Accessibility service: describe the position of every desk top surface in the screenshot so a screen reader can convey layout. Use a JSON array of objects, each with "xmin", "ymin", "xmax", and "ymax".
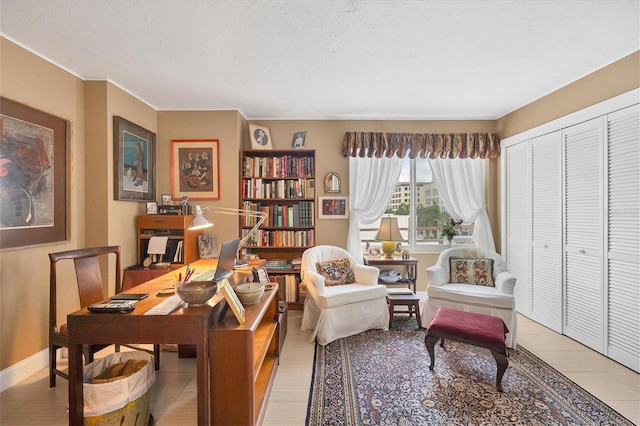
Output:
[{"xmin": 68, "ymin": 259, "xmax": 263, "ymax": 320}]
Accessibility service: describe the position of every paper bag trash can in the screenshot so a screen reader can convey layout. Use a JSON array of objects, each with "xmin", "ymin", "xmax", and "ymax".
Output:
[{"xmin": 83, "ymin": 351, "xmax": 155, "ymax": 426}]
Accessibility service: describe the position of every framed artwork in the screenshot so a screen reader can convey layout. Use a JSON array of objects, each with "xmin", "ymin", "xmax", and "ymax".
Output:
[
  {"xmin": 249, "ymin": 124, "xmax": 272, "ymax": 150},
  {"xmin": 170, "ymin": 139, "xmax": 220, "ymax": 200},
  {"xmin": 252, "ymin": 267, "xmax": 270, "ymax": 285},
  {"xmin": 146, "ymin": 201, "xmax": 158, "ymax": 214},
  {"xmin": 318, "ymin": 196, "xmax": 349, "ymax": 219},
  {"xmin": 291, "ymin": 131, "xmax": 306, "ymax": 149},
  {"xmin": 0, "ymin": 97, "xmax": 68, "ymax": 250},
  {"xmin": 220, "ymin": 278, "xmax": 246, "ymax": 324},
  {"xmin": 113, "ymin": 116, "xmax": 156, "ymax": 201},
  {"xmin": 161, "ymin": 194, "xmax": 172, "ymax": 205}
]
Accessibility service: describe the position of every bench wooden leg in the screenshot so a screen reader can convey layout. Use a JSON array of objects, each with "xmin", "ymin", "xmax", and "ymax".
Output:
[
  {"xmin": 491, "ymin": 349, "xmax": 509, "ymax": 392},
  {"xmin": 424, "ymin": 334, "xmax": 440, "ymax": 370}
]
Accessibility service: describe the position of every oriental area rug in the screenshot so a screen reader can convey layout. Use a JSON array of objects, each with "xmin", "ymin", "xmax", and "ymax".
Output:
[{"xmin": 306, "ymin": 317, "xmax": 633, "ymax": 426}]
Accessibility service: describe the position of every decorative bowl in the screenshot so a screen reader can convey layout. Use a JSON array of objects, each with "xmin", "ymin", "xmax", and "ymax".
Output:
[
  {"xmin": 176, "ymin": 280, "xmax": 217, "ymax": 307},
  {"xmin": 234, "ymin": 282, "xmax": 265, "ymax": 305}
]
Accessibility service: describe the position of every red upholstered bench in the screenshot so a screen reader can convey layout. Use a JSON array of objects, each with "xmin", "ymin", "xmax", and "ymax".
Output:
[{"xmin": 424, "ymin": 307, "xmax": 510, "ymax": 392}]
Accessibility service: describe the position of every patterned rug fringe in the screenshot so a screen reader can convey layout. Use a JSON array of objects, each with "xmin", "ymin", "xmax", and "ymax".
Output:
[{"xmin": 306, "ymin": 317, "xmax": 634, "ymax": 426}]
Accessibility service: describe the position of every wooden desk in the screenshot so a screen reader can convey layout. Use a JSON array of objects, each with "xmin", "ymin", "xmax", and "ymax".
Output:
[{"xmin": 67, "ymin": 259, "xmax": 257, "ymax": 426}]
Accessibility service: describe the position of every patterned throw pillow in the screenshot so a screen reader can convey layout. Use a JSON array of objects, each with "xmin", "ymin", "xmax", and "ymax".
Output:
[
  {"xmin": 449, "ymin": 258, "xmax": 495, "ymax": 287},
  {"xmin": 316, "ymin": 258, "xmax": 355, "ymax": 286}
]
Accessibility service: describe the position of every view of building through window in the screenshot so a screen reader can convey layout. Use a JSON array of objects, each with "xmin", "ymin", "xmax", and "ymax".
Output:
[{"xmin": 360, "ymin": 157, "xmax": 474, "ymax": 247}]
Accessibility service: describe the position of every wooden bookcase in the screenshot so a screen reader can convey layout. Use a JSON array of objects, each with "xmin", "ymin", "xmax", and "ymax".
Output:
[
  {"xmin": 136, "ymin": 215, "xmax": 202, "ymax": 268},
  {"xmin": 239, "ymin": 149, "xmax": 315, "ymax": 309},
  {"xmin": 210, "ymin": 284, "xmax": 280, "ymax": 425}
]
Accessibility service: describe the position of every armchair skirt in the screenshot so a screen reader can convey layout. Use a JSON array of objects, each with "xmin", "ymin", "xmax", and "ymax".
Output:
[{"xmin": 302, "ymin": 283, "xmax": 389, "ymax": 346}]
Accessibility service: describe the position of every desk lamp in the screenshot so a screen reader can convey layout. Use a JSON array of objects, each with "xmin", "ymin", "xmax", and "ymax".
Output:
[
  {"xmin": 374, "ymin": 217, "xmax": 404, "ymax": 258},
  {"xmin": 188, "ymin": 205, "xmax": 267, "ymax": 267}
]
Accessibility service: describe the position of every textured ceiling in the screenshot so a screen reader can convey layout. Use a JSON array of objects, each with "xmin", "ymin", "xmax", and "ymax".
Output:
[{"xmin": 1, "ymin": 0, "xmax": 638, "ymax": 120}]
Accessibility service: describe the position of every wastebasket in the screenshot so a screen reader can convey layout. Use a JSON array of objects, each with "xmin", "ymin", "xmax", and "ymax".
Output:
[{"xmin": 83, "ymin": 351, "xmax": 155, "ymax": 426}]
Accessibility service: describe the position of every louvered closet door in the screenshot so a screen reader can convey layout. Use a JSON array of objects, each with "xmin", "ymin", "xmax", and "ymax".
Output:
[
  {"xmin": 505, "ymin": 141, "xmax": 531, "ymax": 316},
  {"xmin": 530, "ymin": 131, "xmax": 563, "ymax": 332},
  {"xmin": 606, "ymin": 104, "xmax": 640, "ymax": 372},
  {"xmin": 564, "ymin": 118, "xmax": 604, "ymax": 352}
]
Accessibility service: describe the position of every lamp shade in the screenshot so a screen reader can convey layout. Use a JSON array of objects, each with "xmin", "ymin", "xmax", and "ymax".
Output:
[
  {"xmin": 374, "ymin": 217, "xmax": 404, "ymax": 242},
  {"xmin": 188, "ymin": 205, "xmax": 214, "ymax": 230},
  {"xmin": 374, "ymin": 217, "xmax": 404, "ymax": 258}
]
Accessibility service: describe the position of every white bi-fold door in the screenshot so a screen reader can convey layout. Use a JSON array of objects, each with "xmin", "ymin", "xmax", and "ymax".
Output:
[
  {"xmin": 605, "ymin": 104, "xmax": 639, "ymax": 372},
  {"xmin": 564, "ymin": 117, "xmax": 605, "ymax": 352},
  {"xmin": 530, "ymin": 131, "xmax": 563, "ymax": 333}
]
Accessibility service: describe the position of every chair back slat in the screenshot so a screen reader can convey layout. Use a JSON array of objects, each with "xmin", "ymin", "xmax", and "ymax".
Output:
[{"xmin": 74, "ymin": 256, "xmax": 106, "ymax": 307}]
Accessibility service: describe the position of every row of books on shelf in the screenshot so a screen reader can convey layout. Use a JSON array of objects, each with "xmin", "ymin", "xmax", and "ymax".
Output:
[
  {"xmin": 242, "ymin": 201, "xmax": 314, "ymax": 227},
  {"xmin": 241, "ymin": 178, "xmax": 315, "ymax": 200},
  {"xmin": 270, "ymin": 274, "xmax": 304, "ymax": 303},
  {"xmin": 242, "ymin": 229, "xmax": 315, "ymax": 247},
  {"xmin": 242, "ymin": 155, "xmax": 314, "ymax": 179},
  {"xmin": 264, "ymin": 258, "xmax": 302, "ymax": 270}
]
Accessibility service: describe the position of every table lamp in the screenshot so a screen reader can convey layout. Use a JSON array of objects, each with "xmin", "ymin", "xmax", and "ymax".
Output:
[
  {"xmin": 374, "ymin": 217, "xmax": 404, "ymax": 258},
  {"xmin": 189, "ymin": 205, "xmax": 267, "ymax": 267}
]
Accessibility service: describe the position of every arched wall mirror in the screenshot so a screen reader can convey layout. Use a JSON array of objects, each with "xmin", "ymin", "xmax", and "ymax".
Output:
[{"xmin": 324, "ymin": 172, "xmax": 341, "ymax": 193}]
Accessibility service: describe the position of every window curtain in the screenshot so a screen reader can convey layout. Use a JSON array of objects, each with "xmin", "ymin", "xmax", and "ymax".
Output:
[
  {"xmin": 428, "ymin": 157, "xmax": 496, "ymax": 251},
  {"xmin": 342, "ymin": 132, "xmax": 500, "ymax": 159},
  {"xmin": 347, "ymin": 155, "xmax": 404, "ymax": 261}
]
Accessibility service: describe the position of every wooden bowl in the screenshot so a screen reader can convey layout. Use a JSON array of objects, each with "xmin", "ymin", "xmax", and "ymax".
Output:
[{"xmin": 176, "ymin": 281, "xmax": 217, "ymax": 307}]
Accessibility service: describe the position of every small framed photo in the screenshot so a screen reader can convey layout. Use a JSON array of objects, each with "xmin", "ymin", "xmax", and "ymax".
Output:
[
  {"xmin": 252, "ymin": 267, "xmax": 270, "ymax": 285},
  {"xmin": 318, "ymin": 196, "xmax": 349, "ymax": 219},
  {"xmin": 161, "ymin": 194, "xmax": 172, "ymax": 205},
  {"xmin": 291, "ymin": 131, "xmax": 306, "ymax": 149},
  {"xmin": 249, "ymin": 124, "xmax": 272, "ymax": 150},
  {"xmin": 146, "ymin": 201, "xmax": 158, "ymax": 215},
  {"xmin": 220, "ymin": 278, "xmax": 245, "ymax": 324}
]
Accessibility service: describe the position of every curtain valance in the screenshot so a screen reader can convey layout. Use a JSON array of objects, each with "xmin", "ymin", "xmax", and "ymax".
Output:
[{"xmin": 341, "ymin": 132, "xmax": 500, "ymax": 159}]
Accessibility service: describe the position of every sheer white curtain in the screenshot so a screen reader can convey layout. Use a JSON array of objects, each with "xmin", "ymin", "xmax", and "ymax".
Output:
[
  {"xmin": 347, "ymin": 156, "xmax": 404, "ymax": 261},
  {"xmin": 429, "ymin": 157, "xmax": 496, "ymax": 251}
]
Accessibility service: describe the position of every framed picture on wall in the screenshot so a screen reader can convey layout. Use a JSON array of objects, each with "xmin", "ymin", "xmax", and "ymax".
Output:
[
  {"xmin": 318, "ymin": 196, "xmax": 349, "ymax": 219},
  {"xmin": 170, "ymin": 139, "xmax": 220, "ymax": 200},
  {"xmin": 0, "ymin": 97, "xmax": 68, "ymax": 249},
  {"xmin": 113, "ymin": 116, "xmax": 156, "ymax": 201},
  {"xmin": 249, "ymin": 124, "xmax": 272, "ymax": 150},
  {"xmin": 291, "ymin": 131, "xmax": 306, "ymax": 149}
]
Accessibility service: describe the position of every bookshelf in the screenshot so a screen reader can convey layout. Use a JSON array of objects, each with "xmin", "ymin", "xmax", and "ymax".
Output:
[
  {"xmin": 240, "ymin": 149, "xmax": 315, "ymax": 309},
  {"xmin": 136, "ymin": 215, "xmax": 202, "ymax": 268}
]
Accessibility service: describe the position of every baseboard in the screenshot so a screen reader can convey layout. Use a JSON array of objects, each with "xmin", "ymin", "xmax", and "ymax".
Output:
[{"xmin": 0, "ymin": 348, "xmax": 49, "ymax": 392}]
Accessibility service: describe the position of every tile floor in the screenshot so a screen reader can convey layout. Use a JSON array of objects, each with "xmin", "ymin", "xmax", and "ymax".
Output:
[{"xmin": 1, "ymin": 302, "xmax": 638, "ymax": 425}]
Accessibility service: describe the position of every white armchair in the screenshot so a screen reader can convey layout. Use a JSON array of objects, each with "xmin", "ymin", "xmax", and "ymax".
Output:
[
  {"xmin": 422, "ymin": 247, "xmax": 518, "ymax": 348},
  {"xmin": 301, "ymin": 245, "xmax": 389, "ymax": 345}
]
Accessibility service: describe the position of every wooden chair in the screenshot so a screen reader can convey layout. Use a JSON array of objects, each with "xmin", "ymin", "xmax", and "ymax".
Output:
[{"xmin": 48, "ymin": 246, "xmax": 159, "ymax": 388}]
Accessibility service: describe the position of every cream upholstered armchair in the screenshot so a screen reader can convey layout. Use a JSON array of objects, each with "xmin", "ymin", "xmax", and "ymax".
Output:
[
  {"xmin": 422, "ymin": 247, "xmax": 518, "ymax": 348},
  {"xmin": 301, "ymin": 245, "xmax": 389, "ymax": 345}
]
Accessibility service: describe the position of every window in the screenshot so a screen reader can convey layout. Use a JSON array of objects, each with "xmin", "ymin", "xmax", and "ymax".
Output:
[{"xmin": 360, "ymin": 157, "xmax": 474, "ymax": 248}]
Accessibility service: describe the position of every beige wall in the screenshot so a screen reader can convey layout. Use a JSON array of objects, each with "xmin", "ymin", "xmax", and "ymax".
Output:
[
  {"xmin": 1, "ymin": 35, "xmax": 637, "ymax": 372},
  {"xmin": 0, "ymin": 40, "xmax": 157, "ymax": 369},
  {"xmin": 157, "ymin": 110, "xmax": 245, "ymax": 246},
  {"xmin": 497, "ymin": 51, "xmax": 640, "ymax": 138},
  {"xmin": 1, "ymin": 38, "xmax": 86, "ymax": 368}
]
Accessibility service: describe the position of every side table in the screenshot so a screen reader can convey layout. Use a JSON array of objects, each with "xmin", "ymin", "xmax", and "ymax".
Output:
[
  {"xmin": 387, "ymin": 293, "xmax": 422, "ymax": 328},
  {"xmin": 364, "ymin": 255, "xmax": 418, "ymax": 293}
]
